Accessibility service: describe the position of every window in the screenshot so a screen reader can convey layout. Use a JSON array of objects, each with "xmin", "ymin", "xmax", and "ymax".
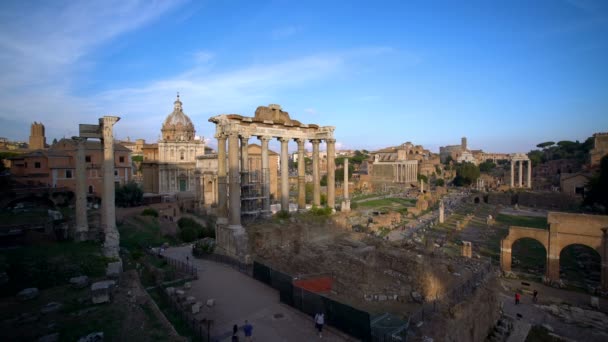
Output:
[
  {"xmin": 119, "ymin": 156, "xmax": 125, "ymax": 163},
  {"xmin": 35, "ymin": 162, "xmax": 41, "ymax": 168},
  {"xmin": 88, "ymin": 185, "xmax": 93, "ymax": 194},
  {"xmin": 85, "ymin": 155, "xmax": 91, "ymax": 163},
  {"xmin": 114, "ymin": 170, "xmax": 118, "ymax": 176},
  {"xmin": 66, "ymin": 170, "xmax": 72, "ymax": 178},
  {"xmin": 180, "ymin": 150, "xmax": 185, "ymax": 160}
]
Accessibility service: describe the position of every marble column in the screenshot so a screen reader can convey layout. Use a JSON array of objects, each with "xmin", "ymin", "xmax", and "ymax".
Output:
[
  {"xmin": 240, "ymin": 135, "xmax": 249, "ymax": 185},
  {"xmin": 439, "ymin": 200, "xmax": 445, "ymax": 223},
  {"xmin": 296, "ymin": 138, "xmax": 306, "ymax": 210},
  {"xmin": 279, "ymin": 137, "xmax": 290, "ymax": 212},
  {"xmin": 217, "ymin": 135, "xmax": 228, "ymax": 222},
  {"xmin": 510, "ymin": 161, "xmax": 515, "ymax": 188},
  {"xmin": 326, "ymin": 139, "xmax": 336, "ymax": 209},
  {"xmin": 527, "ymin": 160, "xmax": 532, "ymax": 189},
  {"xmin": 228, "ymin": 133, "xmax": 241, "ymax": 227},
  {"xmin": 260, "ymin": 136, "xmax": 271, "ymax": 214},
  {"xmin": 100, "ymin": 116, "xmax": 120, "ymax": 258},
  {"xmin": 341, "ymin": 158, "xmax": 351, "ymax": 212},
  {"xmin": 601, "ymin": 228, "xmax": 608, "ymax": 291},
  {"xmin": 518, "ymin": 160, "xmax": 523, "ymax": 187},
  {"xmin": 73, "ymin": 136, "xmax": 88, "ymax": 241},
  {"xmin": 311, "ymin": 139, "xmax": 321, "ymax": 206}
]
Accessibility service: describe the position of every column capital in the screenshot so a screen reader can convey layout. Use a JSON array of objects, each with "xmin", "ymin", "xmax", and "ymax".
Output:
[
  {"xmin": 310, "ymin": 139, "xmax": 321, "ymax": 145},
  {"xmin": 215, "ymin": 133, "xmax": 227, "ymax": 140},
  {"xmin": 239, "ymin": 134, "xmax": 251, "ymax": 141},
  {"xmin": 326, "ymin": 138, "xmax": 336, "ymax": 144},
  {"xmin": 258, "ymin": 135, "xmax": 272, "ymax": 143},
  {"xmin": 294, "ymin": 138, "xmax": 306, "ymax": 145},
  {"xmin": 278, "ymin": 137, "xmax": 290, "ymax": 143}
]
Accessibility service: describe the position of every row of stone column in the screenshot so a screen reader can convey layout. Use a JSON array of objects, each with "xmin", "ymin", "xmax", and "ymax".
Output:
[
  {"xmin": 395, "ymin": 163, "xmax": 416, "ymax": 183},
  {"xmin": 216, "ymin": 133, "xmax": 335, "ymax": 228},
  {"xmin": 510, "ymin": 160, "xmax": 532, "ymax": 188}
]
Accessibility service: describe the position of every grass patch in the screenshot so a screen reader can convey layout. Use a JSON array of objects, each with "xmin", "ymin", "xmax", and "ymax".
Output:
[
  {"xmin": 148, "ymin": 288, "xmax": 199, "ymax": 340},
  {"xmin": 525, "ymin": 325, "xmax": 566, "ymax": 342},
  {"xmin": 357, "ymin": 198, "xmax": 414, "ymax": 211},
  {"xmin": 496, "ymin": 214, "xmax": 548, "ymax": 229},
  {"xmin": 118, "ymin": 216, "xmax": 175, "ymax": 251},
  {"xmin": 0, "ymin": 241, "xmax": 107, "ymax": 297}
]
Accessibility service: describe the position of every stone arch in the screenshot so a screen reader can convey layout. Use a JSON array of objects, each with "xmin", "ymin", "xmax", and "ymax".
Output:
[
  {"xmin": 500, "ymin": 226, "xmax": 549, "ymax": 275},
  {"xmin": 559, "ymin": 243, "xmax": 602, "ymax": 288},
  {"xmin": 511, "ymin": 237, "xmax": 548, "ymax": 275}
]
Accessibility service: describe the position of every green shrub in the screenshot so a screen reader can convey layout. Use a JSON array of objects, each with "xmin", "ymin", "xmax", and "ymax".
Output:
[
  {"xmin": 310, "ymin": 206, "xmax": 332, "ymax": 216},
  {"xmin": 179, "ymin": 225, "xmax": 199, "ymax": 242},
  {"xmin": 276, "ymin": 210, "xmax": 290, "ymax": 219},
  {"xmin": 142, "ymin": 208, "xmax": 159, "ymax": 217},
  {"xmin": 350, "ymin": 201, "xmax": 359, "ymax": 210}
]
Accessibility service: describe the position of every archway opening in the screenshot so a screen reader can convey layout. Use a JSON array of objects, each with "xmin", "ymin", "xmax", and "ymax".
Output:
[
  {"xmin": 559, "ymin": 244, "xmax": 601, "ymax": 290},
  {"xmin": 474, "ymin": 197, "xmax": 480, "ymax": 204},
  {"xmin": 511, "ymin": 238, "xmax": 547, "ymax": 277}
]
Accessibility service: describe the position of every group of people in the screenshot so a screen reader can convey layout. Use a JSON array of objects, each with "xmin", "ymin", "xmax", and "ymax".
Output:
[
  {"xmin": 230, "ymin": 313, "xmax": 325, "ymax": 341},
  {"xmin": 515, "ymin": 289, "xmax": 539, "ymax": 305}
]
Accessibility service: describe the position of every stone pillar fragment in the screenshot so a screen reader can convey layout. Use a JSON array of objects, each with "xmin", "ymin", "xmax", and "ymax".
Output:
[
  {"xmin": 228, "ymin": 133, "xmax": 241, "ymax": 227},
  {"xmin": 510, "ymin": 161, "xmax": 515, "ymax": 188},
  {"xmin": 326, "ymin": 139, "xmax": 336, "ymax": 209},
  {"xmin": 311, "ymin": 139, "xmax": 321, "ymax": 206},
  {"xmin": 217, "ymin": 135, "xmax": 228, "ymax": 223},
  {"xmin": 260, "ymin": 136, "xmax": 271, "ymax": 215},
  {"xmin": 341, "ymin": 158, "xmax": 350, "ymax": 212},
  {"xmin": 279, "ymin": 137, "xmax": 290, "ymax": 212},
  {"xmin": 100, "ymin": 116, "xmax": 120, "ymax": 258},
  {"xmin": 518, "ymin": 161, "xmax": 523, "ymax": 187},
  {"xmin": 527, "ymin": 160, "xmax": 532, "ymax": 189},
  {"xmin": 296, "ymin": 138, "xmax": 306, "ymax": 210},
  {"xmin": 439, "ymin": 200, "xmax": 445, "ymax": 224},
  {"xmin": 73, "ymin": 136, "xmax": 88, "ymax": 241}
]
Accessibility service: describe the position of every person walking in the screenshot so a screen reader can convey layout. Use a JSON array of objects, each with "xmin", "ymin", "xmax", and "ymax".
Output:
[
  {"xmin": 243, "ymin": 320, "xmax": 253, "ymax": 341},
  {"xmin": 533, "ymin": 290, "xmax": 538, "ymax": 303},
  {"xmin": 314, "ymin": 312, "xmax": 325, "ymax": 338},
  {"xmin": 515, "ymin": 292, "xmax": 521, "ymax": 305},
  {"xmin": 231, "ymin": 324, "xmax": 239, "ymax": 342}
]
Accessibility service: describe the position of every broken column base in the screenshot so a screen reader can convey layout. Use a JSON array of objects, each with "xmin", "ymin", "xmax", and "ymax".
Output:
[
  {"xmin": 75, "ymin": 229, "xmax": 89, "ymax": 242},
  {"xmin": 341, "ymin": 199, "xmax": 351, "ymax": 212},
  {"xmin": 216, "ymin": 223, "xmax": 249, "ymax": 262}
]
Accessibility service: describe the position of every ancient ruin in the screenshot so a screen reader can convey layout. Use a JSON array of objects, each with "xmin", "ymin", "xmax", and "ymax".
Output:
[
  {"xmin": 501, "ymin": 212, "xmax": 608, "ymax": 290},
  {"xmin": 510, "ymin": 153, "xmax": 532, "ymax": 188},
  {"xmin": 208, "ymin": 104, "xmax": 336, "ymax": 259}
]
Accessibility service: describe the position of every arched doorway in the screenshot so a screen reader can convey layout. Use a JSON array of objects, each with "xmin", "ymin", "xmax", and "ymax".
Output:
[
  {"xmin": 511, "ymin": 238, "xmax": 547, "ymax": 277},
  {"xmin": 88, "ymin": 185, "xmax": 94, "ymax": 194},
  {"xmin": 559, "ymin": 244, "xmax": 601, "ymax": 289}
]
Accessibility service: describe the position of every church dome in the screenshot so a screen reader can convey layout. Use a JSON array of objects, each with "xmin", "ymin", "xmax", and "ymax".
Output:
[{"xmin": 161, "ymin": 94, "xmax": 195, "ymax": 141}]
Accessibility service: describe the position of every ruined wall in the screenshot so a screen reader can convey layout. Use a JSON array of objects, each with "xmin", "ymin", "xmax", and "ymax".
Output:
[
  {"xmin": 518, "ymin": 192, "xmax": 578, "ymax": 210},
  {"xmin": 422, "ymin": 277, "xmax": 500, "ymax": 342},
  {"xmin": 487, "ymin": 192, "xmax": 512, "ymax": 205}
]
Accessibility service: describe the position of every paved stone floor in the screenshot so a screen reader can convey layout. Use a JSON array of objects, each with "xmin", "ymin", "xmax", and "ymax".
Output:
[{"xmin": 164, "ymin": 246, "xmax": 352, "ymax": 342}]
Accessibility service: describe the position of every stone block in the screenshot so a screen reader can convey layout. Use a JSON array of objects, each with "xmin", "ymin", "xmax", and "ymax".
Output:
[
  {"xmin": 18, "ymin": 288, "xmax": 39, "ymax": 301},
  {"xmin": 176, "ymin": 290, "xmax": 185, "ymax": 298},
  {"xmin": 184, "ymin": 282, "xmax": 191, "ymax": 290},
  {"xmin": 590, "ymin": 297, "xmax": 599, "ymax": 309},
  {"xmin": 41, "ymin": 302, "xmax": 63, "ymax": 314},
  {"xmin": 411, "ymin": 291, "xmax": 423, "ymax": 303},
  {"xmin": 70, "ymin": 276, "xmax": 89, "ymax": 289},
  {"xmin": 206, "ymin": 298, "xmax": 215, "ymax": 307},
  {"xmin": 106, "ymin": 260, "xmax": 123, "ymax": 278},
  {"xmin": 185, "ymin": 296, "xmax": 196, "ymax": 304},
  {"xmin": 91, "ymin": 281, "xmax": 115, "ymax": 304},
  {"xmin": 77, "ymin": 332, "xmax": 104, "ymax": 342},
  {"xmin": 191, "ymin": 302, "xmax": 201, "ymax": 314},
  {"xmin": 165, "ymin": 287, "xmax": 175, "ymax": 296}
]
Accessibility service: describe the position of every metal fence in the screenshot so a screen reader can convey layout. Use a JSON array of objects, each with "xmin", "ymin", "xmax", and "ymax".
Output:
[
  {"xmin": 253, "ymin": 261, "xmax": 373, "ymax": 341},
  {"xmin": 156, "ymin": 286, "xmax": 212, "ymax": 342},
  {"xmin": 163, "ymin": 255, "xmax": 198, "ymax": 279}
]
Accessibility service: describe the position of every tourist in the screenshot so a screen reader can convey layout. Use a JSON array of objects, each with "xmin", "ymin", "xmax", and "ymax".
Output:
[
  {"xmin": 515, "ymin": 292, "xmax": 521, "ymax": 305},
  {"xmin": 314, "ymin": 312, "xmax": 325, "ymax": 338},
  {"xmin": 233, "ymin": 324, "xmax": 239, "ymax": 336},
  {"xmin": 243, "ymin": 320, "xmax": 253, "ymax": 341},
  {"xmin": 533, "ymin": 290, "xmax": 538, "ymax": 303}
]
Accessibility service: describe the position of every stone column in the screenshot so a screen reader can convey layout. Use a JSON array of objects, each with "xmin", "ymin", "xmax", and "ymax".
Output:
[
  {"xmin": 279, "ymin": 137, "xmax": 290, "ymax": 212},
  {"xmin": 296, "ymin": 138, "xmax": 306, "ymax": 210},
  {"xmin": 601, "ymin": 228, "xmax": 608, "ymax": 291},
  {"xmin": 260, "ymin": 136, "xmax": 271, "ymax": 214},
  {"xmin": 500, "ymin": 239, "xmax": 512, "ymax": 274},
  {"xmin": 100, "ymin": 116, "xmax": 120, "ymax": 258},
  {"xmin": 518, "ymin": 160, "xmax": 523, "ymax": 188},
  {"xmin": 510, "ymin": 161, "xmax": 515, "ymax": 188},
  {"xmin": 311, "ymin": 139, "xmax": 321, "ymax": 206},
  {"xmin": 228, "ymin": 133, "xmax": 241, "ymax": 227},
  {"xmin": 240, "ymin": 135, "xmax": 249, "ymax": 184},
  {"xmin": 341, "ymin": 158, "xmax": 350, "ymax": 212},
  {"xmin": 527, "ymin": 160, "xmax": 532, "ymax": 189},
  {"xmin": 439, "ymin": 200, "xmax": 445, "ymax": 223},
  {"xmin": 217, "ymin": 135, "xmax": 228, "ymax": 223},
  {"xmin": 326, "ymin": 139, "xmax": 336, "ymax": 209},
  {"xmin": 73, "ymin": 136, "xmax": 88, "ymax": 241}
]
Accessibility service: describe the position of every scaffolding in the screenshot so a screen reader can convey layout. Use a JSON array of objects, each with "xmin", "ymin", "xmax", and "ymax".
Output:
[{"xmin": 240, "ymin": 168, "xmax": 269, "ymax": 222}]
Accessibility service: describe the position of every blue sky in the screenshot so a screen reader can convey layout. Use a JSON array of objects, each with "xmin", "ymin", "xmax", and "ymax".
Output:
[{"xmin": 0, "ymin": 0, "xmax": 606, "ymax": 153}]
